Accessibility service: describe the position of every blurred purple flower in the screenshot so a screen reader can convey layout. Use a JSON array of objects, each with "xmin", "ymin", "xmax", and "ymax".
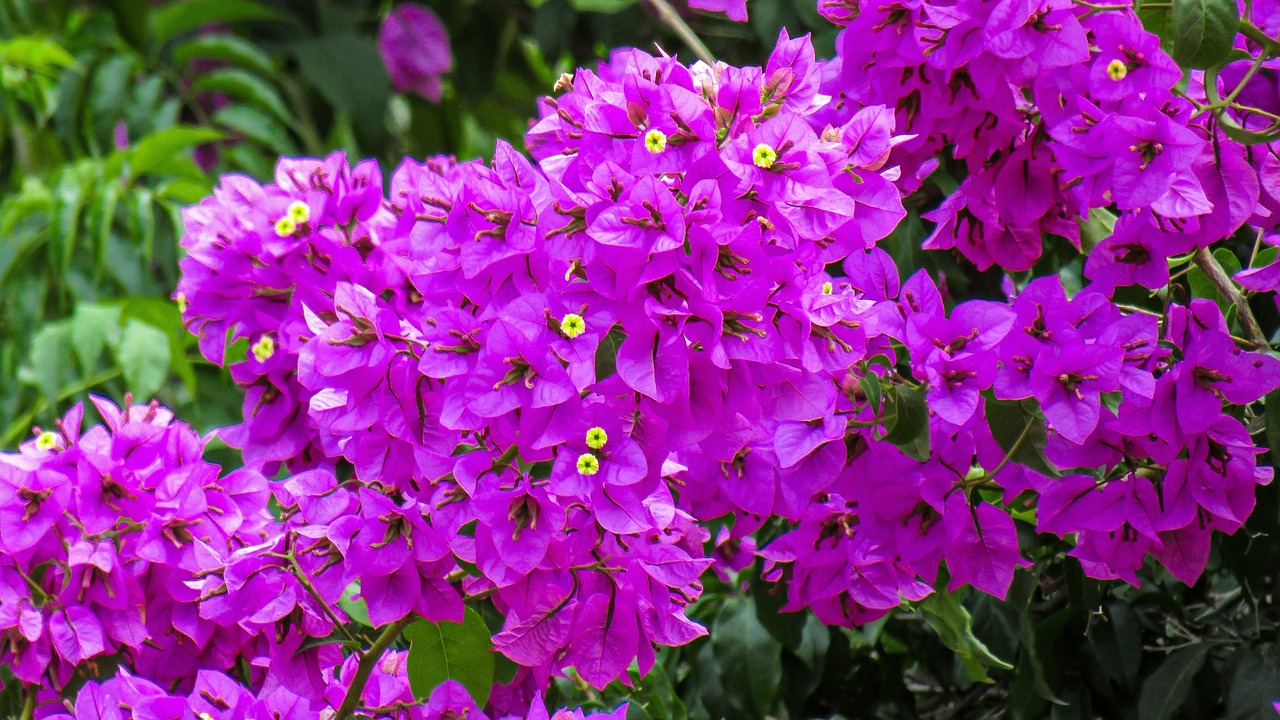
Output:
[{"xmin": 378, "ymin": 3, "xmax": 452, "ymax": 103}]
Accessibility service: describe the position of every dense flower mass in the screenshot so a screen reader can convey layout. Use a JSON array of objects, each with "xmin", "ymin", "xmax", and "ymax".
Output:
[{"xmin": 9, "ymin": 0, "xmax": 1280, "ymax": 717}]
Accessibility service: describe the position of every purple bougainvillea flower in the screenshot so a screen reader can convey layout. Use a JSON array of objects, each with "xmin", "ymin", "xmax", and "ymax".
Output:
[
  {"xmin": 688, "ymin": 0, "xmax": 748, "ymax": 21},
  {"xmin": 378, "ymin": 3, "xmax": 452, "ymax": 102}
]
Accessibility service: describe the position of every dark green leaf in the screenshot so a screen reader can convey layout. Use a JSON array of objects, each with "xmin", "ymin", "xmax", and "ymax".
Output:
[
  {"xmin": 857, "ymin": 369, "xmax": 883, "ymax": 415},
  {"xmin": 405, "ymin": 607, "xmax": 495, "ymax": 707},
  {"xmin": 192, "ymin": 68, "xmax": 291, "ymax": 124},
  {"xmin": 291, "ymin": 33, "xmax": 390, "ymax": 150},
  {"xmin": 213, "ymin": 105, "xmax": 297, "ymax": 156},
  {"xmin": 1266, "ymin": 390, "xmax": 1280, "ymax": 469},
  {"xmin": 920, "ymin": 590, "xmax": 1013, "ymax": 683},
  {"xmin": 883, "ymin": 384, "xmax": 929, "ymax": 460},
  {"xmin": 1138, "ymin": 644, "xmax": 1210, "ymax": 720},
  {"xmin": 151, "ymin": 0, "xmax": 282, "ymax": 44},
  {"xmin": 570, "ymin": 0, "xmax": 639, "ymax": 12},
  {"xmin": 985, "ymin": 397, "xmax": 1058, "ymax": 477},
  {"xmin": 172, "ymin": 34, "xmax": 275, "ymax": 76},
  {"xmin": 1170, "ymin": 0, "xmax": 1239, "ymax": 69},
  {"xmin": 710, "ymin": 596, "xmax": 782, "ymax": 717}
]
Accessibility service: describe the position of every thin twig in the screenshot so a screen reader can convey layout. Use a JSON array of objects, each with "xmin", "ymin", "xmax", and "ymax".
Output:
[{"xmin": 644, "ymin": 0, "xmax": 716, "ymax": 66}]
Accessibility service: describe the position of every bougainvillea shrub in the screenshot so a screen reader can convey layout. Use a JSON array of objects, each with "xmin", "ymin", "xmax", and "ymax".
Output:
[{"xmin": 5, "ymin": 0, "xmax": 1280, "ymax": 718}]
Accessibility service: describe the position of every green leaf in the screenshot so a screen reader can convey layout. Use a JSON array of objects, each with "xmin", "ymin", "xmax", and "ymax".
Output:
[
  {"xmin": 192, "ymin": 68, "xmax": 291, "ymax": 124},
  {"xmin": 883, "ymin": 384, "xmax": 930, "ymax": 460},
  {"xmin": 857, "ymin": 369, "xmax": 883, "ymax": 415},
  {"xmin": 920, "ymin": 590, "xmax": 1013, "ymax": 683},
  {"xmin": 1137, "ymin": 644, "xmax": 1210, "ymax": 720},
  {"xmin": 405, "ymin": 607, "xmax": 495, "ymax": 707},
  {"xmin": 72, "ymin": 304, "xmax": 123, "ymax": 372},
  {"xmin": 570, "ymin": 0, "xmax": 639, "ymax": 11},
  {"xmin": 1266, "ymin": 390, "xmax": 1280, "ymax": 470},
  {"xmin": 24, "ymin": 321, "xmax": 74, "ymax": 411},
  {"xmin": 710, "ymin": 596, "xmax": 782, "ymax": 717},
  {"xmin": 213, "ymin": 105, "xmax": 297, "ymax": 156},
  {"xmin": 291, "ymin": 33, "xmax": 389, "ymax": 150},
  {"xmin": 985, "ymin": 397, "xmax": 1058, "ymax": 477},
  {"xmin": 337, "ymin": 582, "xmax": 372, "ymax": 628},
  {"xmin": 117, "ymin": 319, "xmax": 171, "ymax": 400},
  {"xmin": 172, "ymin": 34, "xmax": 275, "ymax": 76},
  {"xmin": 1078, "ymin": 207, "xmax": 1117, "ymax": 253},
  {"xmin": 1170, "ymin": 0, "xmax": 1240, "ymax": 69},
  {"xmin": 87, "ymin": 179, "xmax": 122, "ymax": 273},
  {"xmin": 1188, "ymin": 247, "xmax": 1242, "ymax": 314},
  {"xmin": 0, "ymin": 36, "xmax": 79, "ymax": 72},
  {"xmin": 151, "ymin": 0, "xmax": 282, "ymax": 44},
  {"xmin": 130, "ymin": 126, "xmax": 225, "ymax": 178},
  {"xmin": 50, "ymin": 165, "xmax": 90, "ymax": 275}
]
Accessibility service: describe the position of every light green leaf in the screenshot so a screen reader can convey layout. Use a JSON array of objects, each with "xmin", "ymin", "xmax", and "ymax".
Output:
[
  {"xmin": 570, "ymin": 0, "xmax": 639, "ymax": 12},
  {"xmin": 405, "ymin": 607, "xmax": 496, "ymax": 707},
  {"xmin": 0, "ymin": 36, "xmax": 79, "ymax": 72},
  {"xmin": 338, "ymin": 582, "xmax": 372, "ymax": 628},
  {"xmin": 72, "ymin": 304, "xmax": 123, "ymax": 372},
  {"xmin": 25, "ymin": 321, "xmax": 75, "ymax": 411},
  {"xmin": 130, "ymin": 126, "xmax": 225, "ymax": 178},
  {"xmin": 118, "ymin": 319, "xmax": 171, "ymax": 400}
]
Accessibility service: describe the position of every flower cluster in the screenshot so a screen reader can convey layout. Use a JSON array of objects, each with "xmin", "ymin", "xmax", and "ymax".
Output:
[
  {"xmin": 821, "ymin": 0, "xmax": 1280, "ymax": 280},
  {"xmin": 44, "ymin": 655, "xmax": 625, "ymax": 720},
  {"xmin": 11, "ymin": 0, "xmax": 1280, "ymax": 717},
  {"xmin": 0, "ymin": 397, "xmax": 272, "ymax": 693}
]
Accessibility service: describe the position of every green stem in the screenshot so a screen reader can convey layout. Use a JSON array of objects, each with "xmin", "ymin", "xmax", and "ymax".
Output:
[
  {"xmin": 645, "ymin": 0, "xmax": 716, "ymax": 66},
  {"xmin": 1241, "ymin": 19, "xmax": 1280, "ymax": 54},
  {"xmin": 333, "ymin": 616, "xmax": 415, "ymax": 720},
  {"xmin": 1192, "ymin": 247, "xmax": 1268, "ymax": 347},
  {"xmin": 19, "ymin": 685, "xmax": 35, "ymax": 720}
]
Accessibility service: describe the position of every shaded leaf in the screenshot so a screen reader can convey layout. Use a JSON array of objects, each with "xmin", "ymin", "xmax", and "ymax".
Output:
[{"xmin": 405, "ymin": 607, "xmax": 495, "ymax": 708}]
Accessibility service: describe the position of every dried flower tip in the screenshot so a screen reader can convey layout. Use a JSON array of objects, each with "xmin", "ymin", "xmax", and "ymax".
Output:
[
  {"xmin": 645, "ymin": 129, "xmax": 668, "ymax": 154},
  {"xmin": 586, "ymin": 426, "xmax": 608, "ymax": 449},
  {"xmin": 753, "ymin": 143, "xmax": 778, "ymax": 169},
  {"xmin": 252, "ymin": 335, "xmax": 277, "ymax": 363},
  {"xmin": 576, "ymin": 453, "xmax": 600, "ymax": 475},
  {"xmin": 561, "ymin": 313, "xmax": 586, "ymax": 338}
]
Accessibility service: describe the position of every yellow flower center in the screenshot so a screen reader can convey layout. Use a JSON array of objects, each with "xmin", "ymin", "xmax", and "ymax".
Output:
[
  {"xmin": 645, "ymin": 129, "xmax": 668, "ymax": 154},
  {"xmin": 1107, "ymin": 59, "xmax": 1128, "ymax": 81},
  {"xmin": 252, "ymin": 335, "xmax": 276, "ymax": 363},
  {"xmin": 35, "ymin": 431, "xmax": 58, "ymax": 451},
  {"xmin": 176, "ymin": 292, "xmax": 188, "ymax": 314},
  {"xmin": 287, "ymin": 201, "xmax": 311, "ymax": 224},
  {"xmin": 822, "ymin": 281, "xmax": 833, "ymax": 295},
  {"xmin": 752, "ymin": 143, "xmax": 778, "ymax": 169},
  {"xmin": 576, "ymin": 453, "xmax": 600, "ymax": 475},
  {"xmin": 561, "ymin": 313, "xmax": 586, "ymax": 339},
  {"xmin": 586, "ymin": 427, "xmax": 608, "ymax": 450},
  {"xmin": 274, "ymin": 216, "xmax": 297, "ymax": 237}
]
